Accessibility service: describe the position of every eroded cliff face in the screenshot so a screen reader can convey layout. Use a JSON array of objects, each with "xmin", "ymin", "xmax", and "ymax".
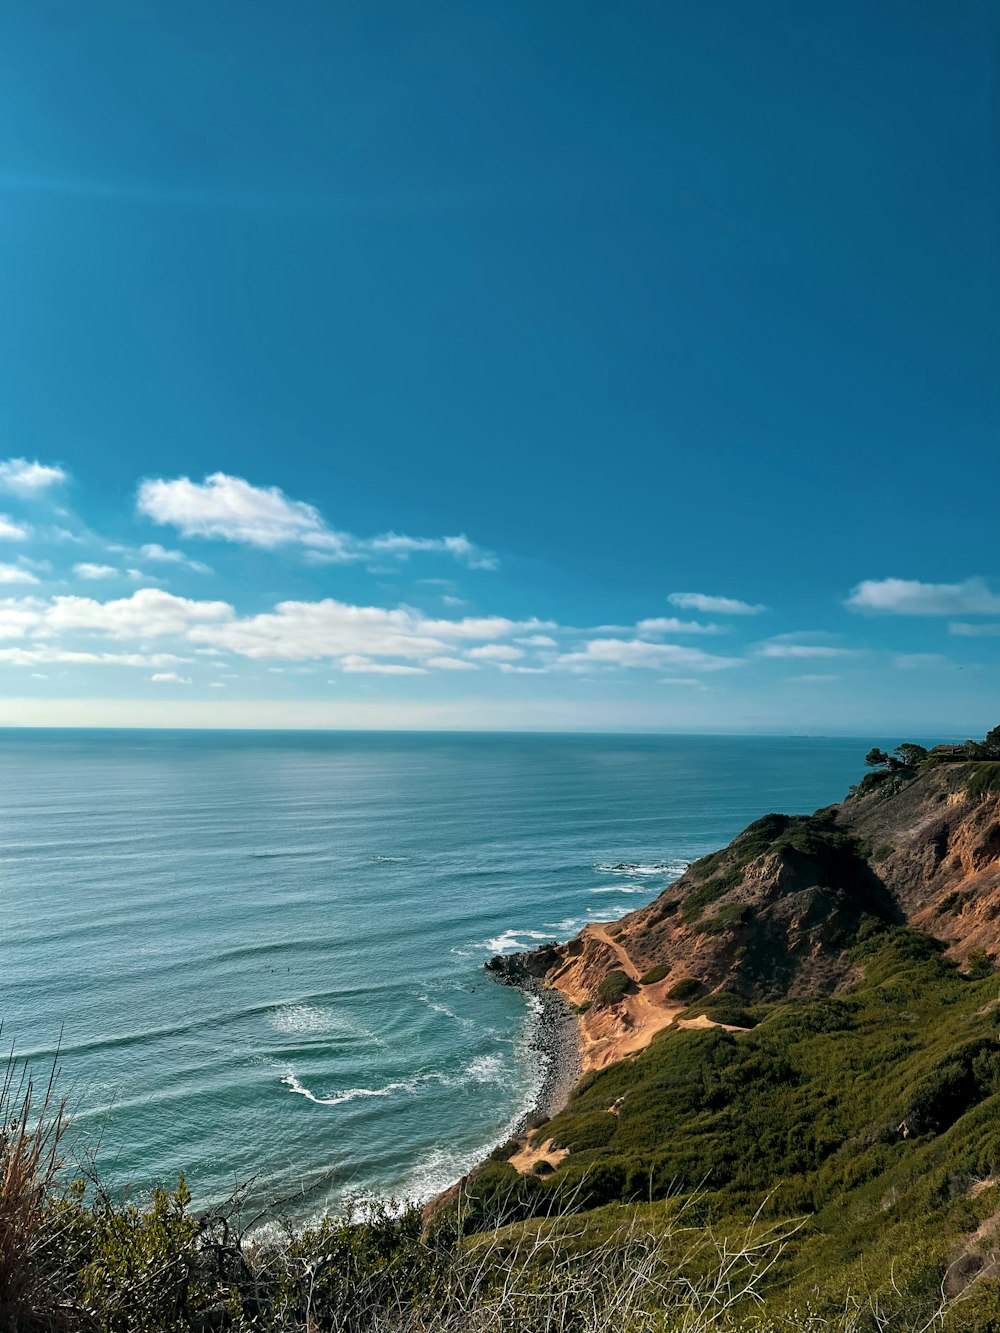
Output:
[
  {"xmin": 500, "ymin": 762, "xmax": 1000, "ymax": 1074},
  {"xmin": 838, "ymin": 764, "xmax": 1000, "ymax": 959}
]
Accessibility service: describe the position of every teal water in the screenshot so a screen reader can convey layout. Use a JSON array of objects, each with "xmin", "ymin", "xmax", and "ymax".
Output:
[{"xmin": 1, "ymin": 730, "xmax": 877, "ymax": 1217}]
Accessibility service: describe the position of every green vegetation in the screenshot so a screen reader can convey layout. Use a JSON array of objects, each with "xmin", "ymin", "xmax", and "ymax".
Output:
[
  {"xmin": 665, "ymin": 976, "xmax": 703, "ymax": 1001},
  {"xmin": 967, "ymin": 762, "xmax": 1000, "ymax": 801},
  {"xmin": 11, "ymin": 730, "xmax": 1000, "ymax": 1330},
  {"xmin": 698, "ymin": 903, "xmax": 752, "ymax": 935},
  {"xmin": 597, "ymin": 970, "xmax": 631, "ymax": 1005},
  {"xmin": 459, "ymin": 930, "xmax": 1000, "ymax": 1326},
  {"xmin": 637, "ymin": 964, "xmax": 671, "ymax": 986}
]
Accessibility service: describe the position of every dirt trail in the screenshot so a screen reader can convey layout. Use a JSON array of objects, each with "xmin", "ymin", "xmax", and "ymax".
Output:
[
  {"xmin": 589, "ymin": 923, "xmax": 642, "ymax": 978},
  {"xmin": 507, "ymin": 922, "xmax": 750, "ymax": 1176}
]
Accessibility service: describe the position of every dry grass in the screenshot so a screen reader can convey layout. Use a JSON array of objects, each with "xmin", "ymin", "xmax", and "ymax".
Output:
[
  {"xmin": 0, "ymin": 1040, "xmax": 68, "ymax": 1330},
  {"xmin": 0, "ymin": 1051, "xmax": 988, "ymax": 1332}
]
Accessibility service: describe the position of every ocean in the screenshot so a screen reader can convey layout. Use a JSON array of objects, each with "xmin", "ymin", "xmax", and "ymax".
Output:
[{"xmin": 1, "ymin": 729, "xmax": 878, "ymax": 1219}]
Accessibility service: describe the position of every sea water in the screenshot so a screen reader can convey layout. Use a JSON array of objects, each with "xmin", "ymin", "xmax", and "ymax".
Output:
[{"xmin": 0, "ymin": 729, "xmax": 878, "ymax": 1218}]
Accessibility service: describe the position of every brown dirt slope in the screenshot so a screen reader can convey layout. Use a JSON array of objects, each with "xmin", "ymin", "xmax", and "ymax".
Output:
[{"xmin": 504, "ymin": 761, "xmax": 1000, "ymax": 1071}]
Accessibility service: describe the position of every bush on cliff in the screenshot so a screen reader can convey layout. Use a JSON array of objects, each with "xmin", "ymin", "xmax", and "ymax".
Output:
[
  {"xmin": 638, "ymin": 964, "xmax": 671, "ymax": 986},
  {"xmin": 666, "ymin": 976, "xmax": 703, "ymax": 1000},
  {"xmin": 597, "ymin": 970, "xmax": 631, "ymax": 1005}
]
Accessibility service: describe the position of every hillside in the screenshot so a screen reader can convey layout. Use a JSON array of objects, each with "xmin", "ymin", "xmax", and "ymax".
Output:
[
  {"xmin": 9, "ymin": 744, "xmax": 1000, "ymax": 1332},
  {"xmin": 469, "ymin": 751, "xmax": 1000, "ymax": 1327}
]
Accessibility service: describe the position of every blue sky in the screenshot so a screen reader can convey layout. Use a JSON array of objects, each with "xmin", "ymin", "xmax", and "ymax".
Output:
[{"xmin": 0, "ymin": 0, "xmax": 996, "ymax": 733}]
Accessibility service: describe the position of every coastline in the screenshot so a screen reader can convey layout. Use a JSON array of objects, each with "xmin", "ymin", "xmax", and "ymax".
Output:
[{"xmin": 485, "ymin": 948, "xmax": 581, "ymax": 1127}]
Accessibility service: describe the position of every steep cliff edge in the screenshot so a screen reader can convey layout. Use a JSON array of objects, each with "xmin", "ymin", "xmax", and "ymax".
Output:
[{"xmin": 493, "ymin": 760, "xmax": 1000, "ymax": 1075}]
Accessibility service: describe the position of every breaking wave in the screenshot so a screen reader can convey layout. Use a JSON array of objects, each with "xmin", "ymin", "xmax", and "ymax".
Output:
[{"xmin": 593, "ymin": 859, "xmax": 688, "ymax": 877}]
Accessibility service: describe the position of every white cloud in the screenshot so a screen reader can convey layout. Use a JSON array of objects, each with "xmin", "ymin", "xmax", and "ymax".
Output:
[
  {"xmin": 0, "ymin": 647, "xmax": 188, "ymax": 667},
  {"xmin": 496, "ymin": 663, "xmax": 549, "ymax": 674},
  {"xmin": 137, "ymin": 471, "xmax": 496, "ymax": 568},
  {"xmin": 516, "ymin": 634, "xmax": 557, "ymax": 647},
  {"xmin": 467, "ymin": 644, "xmax": 525, "ymax": 662},
  {"xmin": 657, "ymin": 677, "xmax": 705, "ymax": 686},
  {"xmin": 0, "ymin": 563, "xmax": 38, "ymax": 585},
  {"xmin": 758, "ymin": 642, "xmax": 858, "ymax": 659},
  {"xmin": 0, "ymin": 458, "xmax": 67, "ymax": 496},
  {"xmin": 73, "ymin": 562, "xmax": 119, "ymax": 580},
  {"xmin": 637, "ymin": 617, "xmax": 727, "ymax": 635},
  {"xmin": 365, "ymin": 533, "xmax": 498, "ymax": 571},
  {"xmin": 0, "ymin": 598, "xmax": 45, "ymax": 639},
  {"xmin": 425, "ymin": 655, "xmax": 479, "ymax": 670},
  {"xmin": 139, "ymin": 543, "xmax": 212, "ymax": 574},
  {"xmin": 893, "ymin": 653, "xmax": 950, "ymax": 670},
  {"xmin": 138, "ymin": 472, "xmax": 346, "ymax": 552},
  {"xmin": 0, "ymin": 514, "xmax": 29, "ymax": 541},
  {"xmin": 846, "ymin": 577, "xmax": 1000, "ymax": 616},
  {"xmin": 150, "ymin": 672, "xmax": 192, "ymax": 684},
  {"xmin": 557, "ymin": 639, "xmax": 740, "ymax": 671},
  {"xmin": 42, "ymin": 588, "xmax": 234, "ymax": 639},
  {"xmin": 339, "ymin": 655, "xmax": 428, "ymax": 675},
  {"xmin": 189, "ymin": 598, "xmax": 551, "ymax": 663},
  {"xmin": 209, "ymin": 681, "xmax": 226, "ymax": 688},
  {"xmin": 668, "ymin": 592, "xmax": 765, "ymax": 615},
  {"xmin": 949, "ymin": 622, "xmax": 1000, "ymax": 637}
]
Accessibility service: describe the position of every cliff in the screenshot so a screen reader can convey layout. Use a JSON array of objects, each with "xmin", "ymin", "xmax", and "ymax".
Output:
[
  {"xmin": 491, "ymin": 759, "xmax": 1000, "ymax": 1074},
  {"xmin": 466, "ymin": 756, "xmax": 1000, "ymax": 1324}
]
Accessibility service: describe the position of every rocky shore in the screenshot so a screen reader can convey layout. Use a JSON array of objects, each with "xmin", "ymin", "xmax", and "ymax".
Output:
[{"xmin": 484, "ymin": 948, "xmax": 581, "ymax": 1124}]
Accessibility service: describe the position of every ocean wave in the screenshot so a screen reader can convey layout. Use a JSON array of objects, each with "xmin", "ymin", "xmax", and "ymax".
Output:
[
  {"xmin": 544, "ymin": 916, "xmax": 588, "ymax": 933},
  {"xmin": 416, "ymin": 993, "xmax": 474, "ymax": 1027},
  {"xmin": 282, "ymin": 1049, "xmax": 512, "ymax": 1110},
  {"xmin": 248, "ymin": 849, "xmax": 327, "ymax": 860},
  {"xmin": 589, "ymin": 884, "xmax": 648, "ymax": 894},
  {"xmin": 483, "ymin": 928, "xmax": 555, "ymax": 954},
  {"xmin": 268, "ymin": 1004, "xmax": 371, "ymax": 1039},
  {"xmin": 370, "ymin": 855, "xmax": 409, "ymax": 863},
  {"xmin": 463, "ymin": 1054, "xmax": 506, "ymax": 1085},
  {"xmin": 593, "ymin": 859, "xmax": 688, "ymax": 876},
  {"xmin": 282, "ymin": 1072, "xmax": 435, "ymax": 1107},
  {"xmin": 393, "ymin": 999, "xmax": 547, "ymax": 1204}
]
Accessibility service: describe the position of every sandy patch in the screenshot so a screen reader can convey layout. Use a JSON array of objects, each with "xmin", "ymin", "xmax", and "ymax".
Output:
[{"xmin": 509, "ymin": 1136, "xmax": 569, "ymax": 1175}]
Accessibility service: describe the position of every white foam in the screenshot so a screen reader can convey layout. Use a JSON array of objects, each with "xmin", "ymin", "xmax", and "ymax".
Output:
[
  {"xmin": 589, "ymin": 884, "xmax": 648, "ymax": 894},
  {"xmin": 483, "ymin": 928, "xmax": 554, "ymax": 953},
  {"xmin": 463, "ymin": 1054, "xmax": 506, "ymax": 1085},
  {"xmin": 282, "ymin": 1071, "xmax": 433, "ymax": 1107},
  {"xmin": 393, "ymin": 1000, "xmax": 546, "ymax": 1204},
  {"xmin": 593, "ymin": 859, "xmax": 688, "ymax": 876},
  {"xmin": 269, "ymin": 1005, "xmax": 384, "ymax": 1046},
  {"xmin": 269, "ymin": 1004, "xmax": 338, "ymax": 1036},
  {"xmin": 417, "ymin": 993, "xmax": 473, "ymax": 1027},
  {"xmin": 546, "ymin": 916, "xmax": 589, "ymax": 933}
]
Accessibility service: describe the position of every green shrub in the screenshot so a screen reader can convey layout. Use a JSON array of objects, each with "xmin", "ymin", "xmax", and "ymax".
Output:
[
  {"xmin": 598, "ymin": 970, "xmax": 631, "ymax": 1005},
  {"xmin": 968, "ymin": 763, "xmax": 1000, "ymax": 801},
  {"xmin": 666, "ymin": 976, "xmax": 703, "ymax": 1001},
  {"xmin": 699, "ymin": 904, "xmax": 751, "ymax": 935},
  {"xmin": 966, "ymin": 949, "xmax": 994, "ymax": 979},
  {"xmin": 638, "ymin": 965, "xmax": 671, "ymax": 985}
]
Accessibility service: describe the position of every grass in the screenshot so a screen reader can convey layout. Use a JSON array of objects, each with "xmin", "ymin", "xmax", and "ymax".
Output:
[
  {"xmin": 597, "ymin": 970, "xmax": 632, "ymax": 1005},
  {"xmin": 638, "ymin": 965, "xmax": 671, "ymax": 986},
  {"xmin": 0, "ymin": 1044, "xmax": 68, "ymax": 1328},
  {"xmin": 967, "ymin": 763, "xmax": 1000, "ymax": 801},
  {"xmin": 457, "ymin": 929, "xmax": 1000, "ymax": 1325}
]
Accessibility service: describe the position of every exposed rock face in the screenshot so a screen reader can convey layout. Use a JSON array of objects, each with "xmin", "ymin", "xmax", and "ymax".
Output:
[
  {"xmin": 489, "ymin": 762, "xmax": 1000, "ymax": 1073},
  {"xmin": 837, "ymin": 764, "xmax": 1000, "ymax": 960}
]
